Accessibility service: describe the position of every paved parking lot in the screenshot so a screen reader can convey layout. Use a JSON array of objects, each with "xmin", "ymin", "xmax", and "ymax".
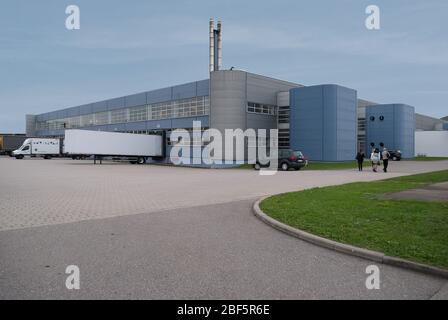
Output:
[
  {"xmin": 1, "ymin": 157, "xmax": 447, "ymax": 231},
  {"xmin": 1, "ymin": 156, "xmax": 447, "ymax": 299}
]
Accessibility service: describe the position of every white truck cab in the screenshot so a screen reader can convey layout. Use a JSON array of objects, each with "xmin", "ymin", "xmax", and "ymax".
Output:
[{"xmin": 13, "ymin": 138, "xmax": 61, "ymax": 159}]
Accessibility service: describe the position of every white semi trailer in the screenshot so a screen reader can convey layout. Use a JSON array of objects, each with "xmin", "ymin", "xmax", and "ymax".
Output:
[
  {"xmin": 13, "ymin": 138, "xmax": 63, "ymax": 159},
  {"xmin": 64, "ymin": 129, "xmax": 164, "ymax": 164}
]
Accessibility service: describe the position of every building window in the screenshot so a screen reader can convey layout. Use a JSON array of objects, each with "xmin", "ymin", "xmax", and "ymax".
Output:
[
  {"xmin": 247, "ymin": 102, "xmax": 276, "ymax": 116},
  {"xmin": 129, "ymin": 105, "xmax": 147, "ymax": 122},
  {"xmin": 94, "ymin": 112, "xmax": 109, "ymax": 125},
  {"xmin": 81, "ymin": 114, "xmax": 94, "ymax": 127},
  {"xmin": 38, "ymin": 96, "xmax": 210, "ymax": 130},
  {"xmin": 110, "ymin": 109, "xmax": 128, "ymax": 124},
  {"xmin": 379, "ymin": 115, "xmax": 384, "ymax": 121},
  {"xmin": 370, "ymin": 116, "xmax": 375, "ymax": 121}
]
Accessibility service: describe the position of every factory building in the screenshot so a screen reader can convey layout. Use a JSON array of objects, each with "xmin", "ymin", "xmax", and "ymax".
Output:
[{"xmin": 25, "ymin": 19, "xmax": 446, "ymax": 164}]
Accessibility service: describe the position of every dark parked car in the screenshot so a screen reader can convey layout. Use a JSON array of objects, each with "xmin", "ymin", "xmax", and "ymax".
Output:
[
  {"xmin": 387, "ymin": 150, "xmax": 402, "ymax": 161},
  {"xmin": 254, "ymin": 149, "xmax": 306, "ymax": 171}
]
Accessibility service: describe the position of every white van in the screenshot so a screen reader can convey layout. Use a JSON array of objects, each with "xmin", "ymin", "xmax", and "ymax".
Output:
[{"xmin": 13, "ymin": 138, "xmax": 62, "ymax": 159}]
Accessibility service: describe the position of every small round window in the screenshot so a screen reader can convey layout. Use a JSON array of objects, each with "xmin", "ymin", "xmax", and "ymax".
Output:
[
  {"xmin": 370, "ymin": 142, "xmax": 375, "ymax": 147},
  {"xmin": 380, "ymin": 142, "xmax": 384, "ymax": 147},
  {"xmin": 370, "ymin": 116, "xmax": 375, "ymax": 121},
  {"xmin": 379, "ymin": 115, "xmax": 385, "ymax": 121}
]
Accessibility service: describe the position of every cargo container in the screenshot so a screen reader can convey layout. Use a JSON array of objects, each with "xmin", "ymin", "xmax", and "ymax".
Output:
[
  {"xmin": 0, "ymin": 134, "xmax": 27, "ymax": 156},
  {"xmin": 64, "ymin": 129, "xmax": 164, "ymax": 164}
]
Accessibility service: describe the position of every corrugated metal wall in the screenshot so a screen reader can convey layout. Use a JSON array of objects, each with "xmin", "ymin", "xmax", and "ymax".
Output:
[{"xmin": 289, "ymin": 84, "xmax": 357, "ymax": 162}]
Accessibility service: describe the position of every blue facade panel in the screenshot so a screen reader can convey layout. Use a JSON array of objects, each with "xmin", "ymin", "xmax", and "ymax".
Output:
[
  {"xmin": 171, "ymin": 117, "xmax": 199, "ymax": 129},
  {"xmin": 125, "ymin": 121, "xmax": 147, "ymax": 131},
  {"xmin": 172, "ymin": 82, "xmax": 197, "ymax": 100},
  {"xmin": 290, "ymin": 86, "xmax": 324, "ymax": 160},
  {"xmin": 443, "ymin": 123, "xmax": 448, "ymax": 130},
  {"xmin": 57, "ymin": 110, "xmax": 67, "ymax": 119},
  {"xmin": 79, "ymin": 104, "xmax": 93, "ymax": 116},
  {"xmin": 146, "ymin": 119, "xmax": 172, "ymax": 130},
  {"xmin": 146, "ymin": 87, "xmax": 172, "ymax": 104},
  {"xmin": 322, "ymin": 85, "xmax": 338, "ymax": 160},
  {"xmin": 92, "ymin": 100, "xmax": 107, "ymax": 113},
  {"xmin": 107, "ymin": 97, "xmax": 125, "ymax": 111},
  {"xmin": 43, "ymin": 112, "xmax": 54, "ymax": 121},
  {"xmin": 125, "ymin": 92, "xmax": 146, "ymax": 107},
  {"xmin": 67, "ymin": 107, "xmax": 80, "ymax": 117},
  {"xmin": 365, "ymin": 104, "xmax": 415, "ymax": 158},
  {"xmin": 196, "ymin": 80, "xmax": 210, "ymax": 96},
  {"xmin": 91, "ymin": 124, "xmax": 110, "ymax": 132},
  {"xmin": 196, "ymin": 116, "xmax": 209, "ymax": 127},
  {"xmin": 108, "ymin": 123, "xmax": 127, "ymax": 132},
  {"xmin": 290, "ymin": 84, "xmax": 357, "ymax": 162},
  {"xmin": 335, "ymin": 86, "xmax": 357, "ymax": 161}
]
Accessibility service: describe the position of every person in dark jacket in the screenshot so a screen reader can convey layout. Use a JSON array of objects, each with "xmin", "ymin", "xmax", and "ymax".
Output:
[
  {"xmin": 382, "ymin": 147, "xmax": 390, "ymax": 172},
  {"xmin": 356, "ymin": 151, "xmax": 365, "ymax": 171}
]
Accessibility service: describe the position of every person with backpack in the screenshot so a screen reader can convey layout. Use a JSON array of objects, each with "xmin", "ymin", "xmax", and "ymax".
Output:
[
  {"xmin": 382, "ymin": 147, "xmax": 390, "ymax": 172},
  {"xmin": 355, "ymin": 151, "xmax": 365, "ymax": 171},
  {"xmin": 370, "ymin": 148, "xmax": 380, "ymax": 172}
]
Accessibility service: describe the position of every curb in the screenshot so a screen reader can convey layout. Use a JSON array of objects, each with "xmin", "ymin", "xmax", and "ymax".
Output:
[{"xmin": 253, "ymin": 196, "xmax": 448, "ymax": 279}]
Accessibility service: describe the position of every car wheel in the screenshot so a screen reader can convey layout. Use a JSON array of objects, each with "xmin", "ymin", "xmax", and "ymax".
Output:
[
  {"xmin": 392, "ymin": 156, "xmax": 397, "ymax": 161},
  {"xmin": 254, "ymin": 163, "xmax": 261, "ymax": 170},
  {"xmin": 281, "ymin": 163, "xmax": 289, "ymax": 171}
]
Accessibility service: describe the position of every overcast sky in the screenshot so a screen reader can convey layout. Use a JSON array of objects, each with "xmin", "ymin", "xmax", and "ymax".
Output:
[{"xmin": 1, "ymin": 0, "xmax": 447, "ymax": 132}]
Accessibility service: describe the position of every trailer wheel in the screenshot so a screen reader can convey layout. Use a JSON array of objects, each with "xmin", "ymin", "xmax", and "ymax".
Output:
[{"xmin": 137, "ymin": 157, "xmax": 146, "ymax": 164}]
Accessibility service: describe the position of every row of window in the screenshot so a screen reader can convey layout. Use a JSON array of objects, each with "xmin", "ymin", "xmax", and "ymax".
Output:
[
  {"xmin": 246, "ymin": 102, "xmax": 277, "ymax": 116},
  {"xmin": 35, "ymin": 96, "xmax": 210, "ymax": 131}
]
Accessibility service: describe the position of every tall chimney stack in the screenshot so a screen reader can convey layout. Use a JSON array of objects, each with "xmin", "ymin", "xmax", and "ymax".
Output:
[
  {"xmin": 209, "ymin": 18, "xmax": 222, "ymax": 72},
  {"xmin": 217, "ymin": 20, "xmax": 222, "ymax": 70},
  {"xmin": 209, "ymin": 18, "xmax": 215, "ymax": 73}
]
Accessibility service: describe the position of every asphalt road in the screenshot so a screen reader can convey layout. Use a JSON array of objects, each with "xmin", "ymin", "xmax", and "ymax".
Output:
[
  {"xmin": 0, "ymin": 157, "xmax": 447, "ymax": 299},
  {"xmin": 0, "ymin": 200, "xmax": 446, "ymax": 299}
]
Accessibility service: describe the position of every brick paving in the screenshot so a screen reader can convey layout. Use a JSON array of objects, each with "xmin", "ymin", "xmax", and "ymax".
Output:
[{"xmin": 1, "ymin": 157, "xmax": 447, "ymax": 231}]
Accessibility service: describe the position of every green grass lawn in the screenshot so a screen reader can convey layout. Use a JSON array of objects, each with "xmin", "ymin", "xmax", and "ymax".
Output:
[
  {"xmin": 260, "ymin": 170, "xmax": 448, "ymax": 269},
  {"xmin": 302, "ymin": 161, "xmax": 364, "ymax": 170},
  {"xmin": 237, "ymin": 161, "xmax": 367, "ymax": 170},
  {"xmin": 411, "ymin": 156, "xmax": 448, "ymax": 161}
]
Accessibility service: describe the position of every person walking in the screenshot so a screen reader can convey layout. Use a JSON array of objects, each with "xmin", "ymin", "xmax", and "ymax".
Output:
[
  {"xmin": 370, "ymin": 148, "xmax": 380, "ymax": 172},
  {"xmin": 356, "ymin": 151, "xmax": 365, "ymax": 171},
  {"xmin": 382, "ymin": 147, "xmax": 390, "ymax": 172}
]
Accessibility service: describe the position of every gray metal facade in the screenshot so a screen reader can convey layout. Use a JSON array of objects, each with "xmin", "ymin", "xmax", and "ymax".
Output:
[
  {"xmin": 209, "ymin": 70, "xmax": 301, "ymax": 161},
  {"xmin": 33, "ymin": 79, "xmax": 210, "ymax": 138},
  {"xmin": 209, "ymin": 70, "xmax": 300, "ymax": 133},
  {"xmin": 415, "ymin": 113, "xmax": 447, "ymax": 131},
  {"xmin": 28, "ymin": 70, "xmax": 422, "ymax": 163}
]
